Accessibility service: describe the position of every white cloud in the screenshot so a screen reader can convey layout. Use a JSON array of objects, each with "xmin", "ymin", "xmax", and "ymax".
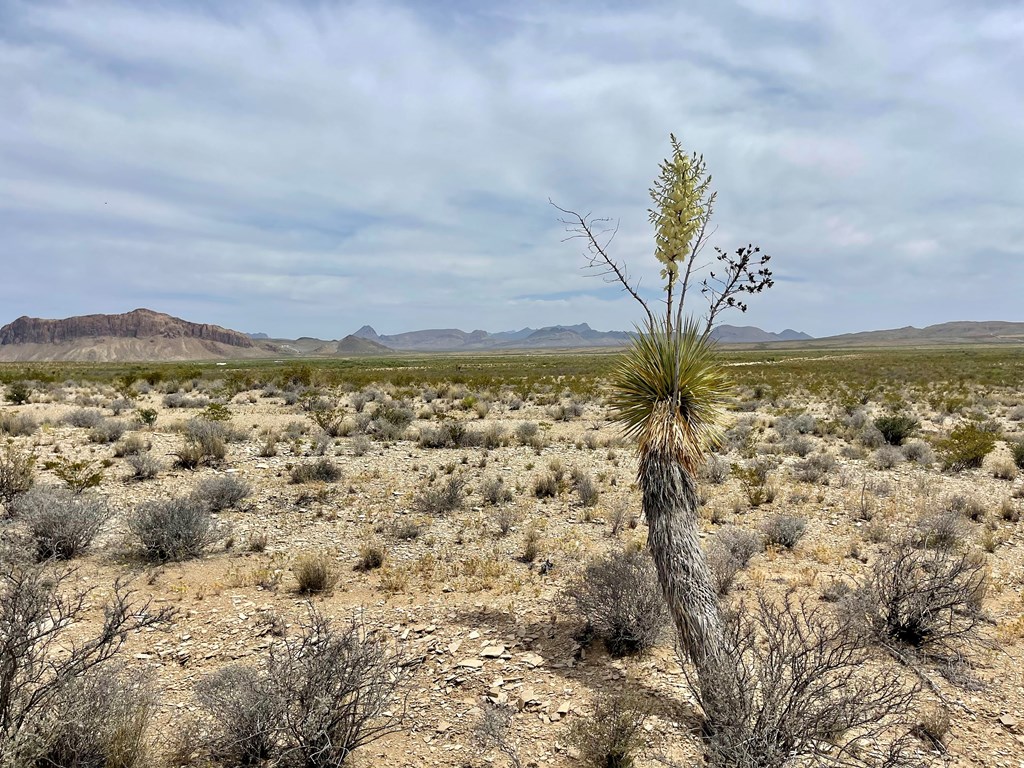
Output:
[{"xmin": 1, "ymin": 0, "xmax": 1022, "ymax": 338}]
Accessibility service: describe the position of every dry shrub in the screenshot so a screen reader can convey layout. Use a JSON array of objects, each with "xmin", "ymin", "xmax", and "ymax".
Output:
[
  {"xmin": 714, "ymin": 527, "xmax": 764, "ymax": 566},
  {"xmin": 842, "ymin": 538, "xmax": 987, "ymax": 657},
  {"xmin": 193, "ymin": 474, "xmax": 251, "ymax": 511},
  {"xmin": 14, "ymin": 486, "xmax": 110, "ymax": 560},
  {"xmin": 568, "ymin": 690, "xmax": 649, "ymax": 768},
  {"xmin": 791, "ymin": 452, "xmax": 836, "ymax": 483},
  {"xmin": 693, "ymin": 594, "xmax": 918, "ymax": 768},
  {"xmin": 901, "ymin": 439, "xmax": 935, "ymax": 465},
  {"xmin": 413, "ymin": 475, "xmax": 465, "ymax": 515},
  {"xmin": 196, "ymin": 609, "xmax": 407, "ymax": 768},
  {"xmin": 0, "ymin": 411, "xmax": 38, "ymax": 437},
  {"xmin": 914, "ymin": 510, "xmax": 966, "ymax": 550},
  {"xmin": 991, "ymin": 457, "xmax": 1017, "ymax": 480},
  {"xmin": 0, "ymin": 559, "xmax": 170, "ymax": 767},
  {"xmin": 480, "ymin": 475, "xmax": 513, "ymax": 506},
  {"xmin": 290, "ymin": 458, "xmax": 342, "ymax": 484},
  {"xmin": 532, "ymin": 473, "xmax": 559, "ymax": 498},
  {"xmin": 126, "ymin": 453, "xmax": 162, "ymax": 481},
  {"xmin": 356, "ymin": 540, "xmax": 386, "ymax": 571},
  {"xmin": 761, "ymin": 515, "xmax": 807, "ymax": 550},
  {"xmin": 129, "ymin": 496, "xmax": 215, "ymax": 561},
  {"xmin": 560, "ymin": 548, "xmax": 667, "ymax": 657}
]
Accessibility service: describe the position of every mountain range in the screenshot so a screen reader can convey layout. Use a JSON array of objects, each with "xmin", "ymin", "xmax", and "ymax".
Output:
[{"xmin": 0, "ymin": 309, "xmax": 1021, "ymax": 362}]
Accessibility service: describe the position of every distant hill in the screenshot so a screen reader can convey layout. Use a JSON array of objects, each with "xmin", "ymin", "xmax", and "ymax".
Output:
[
  {"xmin": 335, "ymin": 335, "xmax": 393, "ymax": 355},
  {"xmin": 809, "ymin": 321, "xmax": 1024, "ymax": 347},
  {"xmin": 0, "ymin": 309, "xmax": 275, "ymax": 362},
  {"xmin": 352, "ymin": 322, "xmax": 809, "ymax": 350}
]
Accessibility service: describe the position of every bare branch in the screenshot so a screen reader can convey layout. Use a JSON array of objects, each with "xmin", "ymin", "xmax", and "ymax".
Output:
[{"xmin": 550, "ymin": 199, "xmax": 656, "ymax": 329}]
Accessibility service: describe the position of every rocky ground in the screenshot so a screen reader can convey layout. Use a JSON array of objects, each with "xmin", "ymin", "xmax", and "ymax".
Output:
[{"xmin": 2, "ymin": 374, "xmax": 1023, "ymax": 767}]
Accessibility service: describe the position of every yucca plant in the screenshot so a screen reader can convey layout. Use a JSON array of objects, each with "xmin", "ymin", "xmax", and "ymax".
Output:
[{"xmin": 556, "ymin": 134, "xmax": 773, "ymax": 747}]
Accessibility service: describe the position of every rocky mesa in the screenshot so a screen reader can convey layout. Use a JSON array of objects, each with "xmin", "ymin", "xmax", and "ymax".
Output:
[{"xmin": 0, "ymin": 308, "xmax": 273, "ymax": 362}]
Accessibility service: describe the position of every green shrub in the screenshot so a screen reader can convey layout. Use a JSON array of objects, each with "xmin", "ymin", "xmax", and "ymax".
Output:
[
  {"xmin": 873, "ymin": 414, "xmax": 919, "ymax": 446},
  {"xmin": 937, "ymin": 423, "xmax": 997, "ymax": 471},
  {"xmin": 1011, "ymin": 440, "xmax": 1024, "ymax": 470},
  {"xmin": 4, "ymin": 380, "xmax": 32, "ymax": 405}
]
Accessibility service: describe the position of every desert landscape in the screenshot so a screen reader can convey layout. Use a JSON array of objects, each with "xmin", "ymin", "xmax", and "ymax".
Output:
[{"xmin": 2, "ymin": 342, "xmax": 1023, "ymax": 767}]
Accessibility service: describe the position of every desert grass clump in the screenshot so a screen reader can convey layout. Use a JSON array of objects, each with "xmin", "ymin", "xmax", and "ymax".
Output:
[
  {"xmin": 573, "ymin": 469, "xmax": 600, "ymax": 507},
  {"xmin": 874, "ymin": 413, "xmax": 919, "ymax": 446},
  {"xmin": 413, "ymin": 475, "xmax": 465, "ymax": 515},
  {"xmin": 791, "ymin": 452, "xmax": 836, "ymax": 484},
  {"xmin": 568, "ymin": 690, "xmax": 649, "ymax": 768},
  {"xmin": 129, "ymin": 496, "xmax": 215, "ymax": 561},
  {"xmin": 87, "ymin": 418, "xmax": 129, "ymax": 444},
  {"xmin": 355, "ymin": 540, "xmax": 386, "ymax": 571},
  {"xmin": 293, "ymin": 552, "xmax": 339, "ymax": 594},
  {"xmin": 761, "ymin": 515, "xmax": 807, "ymax": 550},
  {"xmin": 113, "ymin": 433, "xmax": 150, "ymax": 457},
  {"xmin": 937, "ymin": 422, "xmax": 997, "ymax": 471},
  {"xmin": 991, "ymin": 457, "xmax": 1018, "ymax": 480},
  {"xmin": 14, "ymin": 486, "xmax": 110, "ymax": 560},
  {"xmin": 290, "ymin": 458, "xmax": 342, "ymax": 484},
  {"xmin": 532, "ymin": 472, "xmax": 559, "ymax": 499},
  {"xmin": 0, "ymin": 442, "xmax": 35, "ymax": 508},
  {"xmin": 0, "ymin": 411, "xmax": 38, "ymax": 437},
  {"xmin": 560, "ymin": 548, "xmax": 667, "ymax": 657},
  {"xmin": 194, "ymin": 474, "xmax": 251, "ymax": 512},
  {"xmin": 915, "ymin": 510, "xmax": 967, "ymax": 550}
]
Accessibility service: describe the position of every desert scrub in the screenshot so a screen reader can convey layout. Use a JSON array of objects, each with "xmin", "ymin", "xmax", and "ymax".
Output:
[
  {"xmin": 790, "ymin": 452, "xmax": 835, "ymax": 483},
  {"xmin": 902, "ymin": 439, "xmax": 935, "ymax": 465},
  {"xmin": 0, "ymin": 442, "xmax": 35, "ymax": 507},
  {"xmin": 293, "ymin": 552, "xmax": 339, "ymax": 593},
  {"xmin": 872, "ymin": 445, "xmax": 904, "ymax": 470},
  {"xmin": 64, "ymin": 408, "xmax": 104, "ymax": 429},
  {"xmin": 0, "ymin": 411, "xmax": 38, "ymax": 437},
  {"xmin": 129, "ymin": 496, "xmax": 215, "ymax": 561},
  {"xmin": 532, "ymin": 473, "xmax": 559, "ymax": 498},
  {"xmin": 14, "ymin": 486, "xmax": 110, "ymax": 560},
  {"xmin": 568, "ymin": 690, "xmax": 649, "ymax": 768},
  {"xmin": 193, "ymin": 474, "xmax": 251, "ymax": 511},
  {"xmin": 480, "ymin": 475, "xmax": 513, "ymax": 506},
  {"xmin": 734, "ymin": 460, "xmax": 777, "ymax": 507},
  {"xmin": 290, "ymin": 458, "xmax": 342, "ymax": 484},
  {"xmin": 4, "ymin": 380, "xmax": 32, "ymax": 404},
  {"xmin": 126, "ymin": 453, "xmax": 162, "ymax": 481},
  {"xmin": 560, "ymin": 548, "xmax": 667, "ymax": 657},
  {"xmin": 937, "ymin": 422, "xmax": 997, "ymax": 471},
  {"xmin": 87, "ymin": 418, "xmax": 128, "ymax": 444},
  {"xmin": 573, "ymin": 469, "xmax": 600, "ymax": 507},
  {"xmin": 761, "ymin": 515, "xmax": 807, "ymax": 550},
  {"xmin": 413, "ymin": 475, "xmax": 465, "ymax": 515}
]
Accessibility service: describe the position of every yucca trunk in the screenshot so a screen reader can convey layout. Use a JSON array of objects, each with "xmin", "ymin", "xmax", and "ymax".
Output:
[{"xmin": 641, "ymin": 449, "xmax": 724, "ymax": 666}]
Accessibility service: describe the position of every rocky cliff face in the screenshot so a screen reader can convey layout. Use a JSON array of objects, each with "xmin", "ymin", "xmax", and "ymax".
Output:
[{"xmin": 0, "ymin": 308, "xmax": 254, "ymax": 348}]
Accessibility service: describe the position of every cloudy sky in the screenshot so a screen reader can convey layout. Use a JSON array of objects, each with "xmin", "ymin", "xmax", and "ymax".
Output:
[{"xmin": 3, "ymin": 1, "xmax": 1022, "ymax": 339}]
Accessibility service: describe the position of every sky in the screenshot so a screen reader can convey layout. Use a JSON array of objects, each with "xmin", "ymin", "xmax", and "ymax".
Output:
[{"xmin": 2, "ymin": 0, "xmax": 1022, "ymax": 339}]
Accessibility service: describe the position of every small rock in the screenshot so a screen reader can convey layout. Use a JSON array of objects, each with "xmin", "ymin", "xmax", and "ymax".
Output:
[{"xmin": 480, "ymin": 644, "xmax": 505, "ymax": 658}]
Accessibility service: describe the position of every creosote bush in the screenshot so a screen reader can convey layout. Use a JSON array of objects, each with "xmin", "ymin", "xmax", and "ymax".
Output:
[
  {"xmin": 0, "ymin": 442, "xmax": 35, "ymax": 508},
  {"xmin": 560, "ymin": 548, "xmax": 667, "ymax": 657},
  {"xmin": 937, "ymin": 422, "xmax": 997, "ymax": 471},
  {"xmin": 129, "ymin": 496, "xmax": 215, "ymax": 561},
  {"xmin": 874, "ymin": 414, "xmax": 919, "ymax": 446}
]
